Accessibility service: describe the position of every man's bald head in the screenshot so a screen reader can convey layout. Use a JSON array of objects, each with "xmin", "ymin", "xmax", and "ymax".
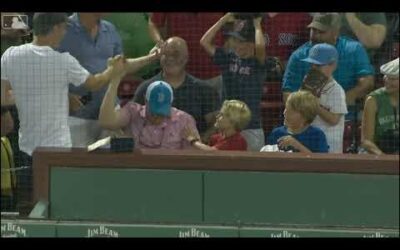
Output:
[
  {"xmin": 160, "ymin": 36, "xmax": 189, "ymax": 74},
  {"xmin": 165, "ymin": 36, "xmax": 189, "ymax": 59}
]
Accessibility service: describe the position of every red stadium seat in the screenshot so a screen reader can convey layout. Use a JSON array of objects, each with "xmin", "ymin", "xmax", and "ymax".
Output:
[
  {"xmin": 118, "ymin": 78, "xmax": 142, "ymax": 107},
  {"xmin": 260, "ymin": 81, "xmax": 285, "ymax": 136},
  {"xmin": 343, "ymin": 120, "xmax": 361, "ymax": 153}
]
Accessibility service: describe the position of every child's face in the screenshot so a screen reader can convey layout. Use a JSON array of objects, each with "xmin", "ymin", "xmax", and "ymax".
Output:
[
  {"xmin": 283, "ymin": 105, "xmax": 307, "ymax": 131},
  {"xmin": 214, "ymin": 111, "xmax": 234, "ymax": 131},
  {"xmin": 311, "ymin": 63, "xmax": 335, "ymax": 78}
]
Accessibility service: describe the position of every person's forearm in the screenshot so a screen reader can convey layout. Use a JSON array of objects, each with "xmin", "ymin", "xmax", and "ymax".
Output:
[
  {"xmin": 125, "ymin": 53, "xmax": 158, "ymax": 75},
  {"xmin": 192, "ymin": 141, "xmax": 217, "ymax": 151},
  {"xmin": 99, "ymin": 78, "xmax": 121, "ymax": 129},
  {"xmin": 346, "ymin": 14, "xmax": 386, "ymax": 48},
  {"xmin": 317, "ymin": 106, "xmax": 341, "ymax": 126},
  {"xmin": 254, "ymin": 22, "xmax": 266, "ymax": 63},
  {"xmin": 200, "ymin": 17, "xmax": 226, "ymax": 51},
  {"xmin": 361, "ymin": 139, "xmax": 383, "ymax": 155},
  {"xmin": 293, "ymin": 142, "xmax": 312, "ymax": 154},
  {"xmin": 346, "ymin": 76, "xmax": 374, "ymax": 104},
  {"xmin": 84, "ymin": 67, "xmax": 113, "ymax": 91}
]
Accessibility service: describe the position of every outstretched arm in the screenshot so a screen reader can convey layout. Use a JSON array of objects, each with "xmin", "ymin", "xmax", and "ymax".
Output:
[
  {"xmin": 253, "ymin": 17, "xmax": 266, "ymax": 65},
  {"xmin": 200, "ymin": 13, "xmax": 235, "ymax": 56}
]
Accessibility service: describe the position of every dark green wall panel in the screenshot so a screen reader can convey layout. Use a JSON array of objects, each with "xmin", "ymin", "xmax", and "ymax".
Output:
[
  {"xmin": 56, "ymin": 223, "xmax": 238, "ymax": 237},
  {"xmin": 204, "ymin": 172, "xmax": 399, "ymax": 228},
  {"xmin": 50, "ymin": 168, "xmax": 203, "ymax": 223}
]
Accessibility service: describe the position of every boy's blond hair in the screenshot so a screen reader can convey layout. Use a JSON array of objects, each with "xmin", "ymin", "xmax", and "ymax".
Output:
[
  {"xmin": 220, "ymin": 100, "xmax": 251, "ymax": 131},
  {"xmin": 286, "ymin": 91, "xmax": 319, "ymax": 124}
]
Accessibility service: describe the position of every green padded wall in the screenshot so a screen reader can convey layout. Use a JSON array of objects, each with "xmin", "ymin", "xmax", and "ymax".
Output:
[
  {"xmin": 204, "ymin": 172, "xmax": 399, "ymax": 228},
  {"xmin": 50, "ymin": 168, "xmax": 203, "ymax": 223}
]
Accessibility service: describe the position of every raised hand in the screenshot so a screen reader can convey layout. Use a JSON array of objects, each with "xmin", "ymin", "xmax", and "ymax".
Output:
[
  {"xmin": 277, "ymin": 135, "xmax": 300, "ymax": 151},
  {"xmin": 221, "ymin": 12, "xmax": 235, "ymax": 23},
  {"xmin": 108, "ymin": 55, "xmax": 127, "ymax": 79}
]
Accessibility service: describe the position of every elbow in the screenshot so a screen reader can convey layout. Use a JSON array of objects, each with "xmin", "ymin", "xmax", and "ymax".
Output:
[
  {"xmin": 200, "ymin": 37, "xmax": 207, "ymax": 48},
  {"xmin": 98, "ymin": 116, "xmax": 119, "ymax": 130},
  {"xmin": 363, "ymin": 38, "xmax": 384, "ymax": 49}
]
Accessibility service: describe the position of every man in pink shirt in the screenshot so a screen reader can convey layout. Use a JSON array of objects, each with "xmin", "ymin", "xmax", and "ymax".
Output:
[{"xmin": 99, "ymin": 70, "xmax": 199, "ymax": 149}]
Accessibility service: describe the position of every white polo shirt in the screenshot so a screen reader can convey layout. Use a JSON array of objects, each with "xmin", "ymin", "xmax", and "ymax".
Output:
[
  {"xmin": 1, "ymin": 43, "xmax": 90, "ymax": 156},
  {"xmin": 312, "ymin": 78, "xmax": 348, "ymax": 153}
]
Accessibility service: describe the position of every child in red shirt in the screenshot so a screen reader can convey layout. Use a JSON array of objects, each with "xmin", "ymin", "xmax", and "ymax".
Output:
[{"xmin": 185, "ymin": 100, "xmax": 251, "ymax": 151}]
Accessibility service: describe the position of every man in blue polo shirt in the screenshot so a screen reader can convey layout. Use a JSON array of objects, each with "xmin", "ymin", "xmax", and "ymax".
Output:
[
  {"xmin": 58, "ymin": 13, "xmax": 161, "ymax": 146},
  {"xmin": 58, "ymin": 13, "xmax": 122, "ymax": 119},
  {"xmin": 282, "ymin": 13, "xmax": 375, "ymax": 121}
]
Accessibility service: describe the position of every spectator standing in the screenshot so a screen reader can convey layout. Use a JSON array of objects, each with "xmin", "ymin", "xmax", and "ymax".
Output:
[
  {"xmin": 282, "ymin": 13, "xmax": 374, "ymax": 121},
  {"xmin": 201, "ymin": 13, "xmax": 267, "ymax": 151},
  {"xmin": 301, "ymin": 43, "xmax": 348, "ymax": 153}
]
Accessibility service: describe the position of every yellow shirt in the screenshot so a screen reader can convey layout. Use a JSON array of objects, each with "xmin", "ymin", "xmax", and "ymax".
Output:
[{"xmin": 1, "ymin": 137, "xmax": 16, "ymax": 196}]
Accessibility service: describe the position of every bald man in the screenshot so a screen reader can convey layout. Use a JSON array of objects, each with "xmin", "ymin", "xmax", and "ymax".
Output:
[{"xmin": 133, "ymin": 37, "xmax": 220, "ymax": 140}]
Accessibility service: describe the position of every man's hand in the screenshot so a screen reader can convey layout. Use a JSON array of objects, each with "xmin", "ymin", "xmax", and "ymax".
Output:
[
  {"xmin": 68, "ymin": 94, "xmax": 84, "ymax": 113},
  {"xmin": 220, "ymin": 12, "xmax": 235, "ymax": 24},
  {"xmin": 108, "ymin": 55, "xmax": 127, "ymax": 80},
  {"xmin": 278, "ymin": 135, "xmax": 301, "ymax": 150}
]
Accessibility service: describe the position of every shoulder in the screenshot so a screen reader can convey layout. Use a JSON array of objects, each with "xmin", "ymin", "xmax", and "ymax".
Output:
[
  {"xmin": 306, "ymin": 125, "xmax": 325, "ymax": 136},
  {"xmin": 187, "ymin": 74, "xmax": 214, "ymax": 91},
  {"xmin": 289, "ymin": 42, "xmax": 311, "ymax": 61},
  {"xmin": 172, "ymin": 107, "xmax": 195, "ymax": 121},
  {"xmin": 338, "ymin": 36, "xmax": 365, "ymax": 53},
  {"xmin": 369, "ymin": 87, "xmax": 386, "ymax": 97},
  {"xmin": 2, "ymin": 45, "xmax": 19, "ymax": 59},
  {"xmin": 329, "ymin": 79, "xmax": 346, "ymax": 94},
  {"xmin": 271, "ymin": 126, "xmax": 286, "ymax": 135},
  {"xmin": 100, "ymin": 19, "xmax": 119, "ymax": 33}
]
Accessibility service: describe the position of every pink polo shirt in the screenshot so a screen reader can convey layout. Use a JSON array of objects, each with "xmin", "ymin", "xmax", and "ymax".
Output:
[{"xmin": 119, "ymin": 102, "xmax": 199, "ymax": 149}]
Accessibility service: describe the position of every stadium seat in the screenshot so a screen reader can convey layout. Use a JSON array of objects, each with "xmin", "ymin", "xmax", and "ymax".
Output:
[
  {"xmin": 260, "ymin": 81, "xmax": 285, "ymax": 137},
  {"xmin": 343, "ymin": 120, "xmax": 361, "ymax": 153},
  {"xmin": 117, "ymin": 79, "xmax": 143, "ymax": 107}
]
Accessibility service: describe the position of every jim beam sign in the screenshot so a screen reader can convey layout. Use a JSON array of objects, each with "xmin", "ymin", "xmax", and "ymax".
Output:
[
  {"xmin": 1, "ymin": 222, "xmax": 27, "ymax": 237},
  {"xmin": 86, "ymin": 225, "xmax": 119, "ymax": 238}
]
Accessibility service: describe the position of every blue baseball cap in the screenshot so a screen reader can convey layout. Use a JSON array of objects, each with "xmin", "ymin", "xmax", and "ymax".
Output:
[
  {"xmin": 145, "ymin": 81, "xmax": 174, "ymax": 117},
  {"xmin": 302, "ymin": 43, "xmax": 338, "ymax": 65}
]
